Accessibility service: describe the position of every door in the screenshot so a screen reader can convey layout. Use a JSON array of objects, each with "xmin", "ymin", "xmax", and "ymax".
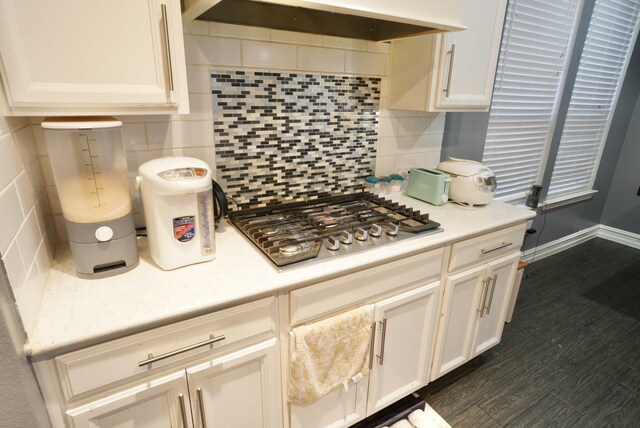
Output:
[
  {"xmin": 434, "ymin": 0, "xmax": 507, "ymax": 110},
  {"xmin": 187, "ymin": 338, "xmax": 283, "ymax": 428},
  {"xmin": 67, "ymin": 371, "xmax": 193, "ymax": 428},
  {"xmin": 0, "ymin": 0, "xmax": 183, "ymax": 108},
  {"xmin": 430, "ymin": 265, "xmax": 486, "ymax": 380},
  {"xmin": 472, "ymin": 252, "xmax": 520, "ymax": 356},
  {"xmin": 366, "ymin": 282, "xmax": 440, "ymax": 415}
]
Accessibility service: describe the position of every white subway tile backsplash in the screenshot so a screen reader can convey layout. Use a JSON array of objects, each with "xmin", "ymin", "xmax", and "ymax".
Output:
[
  {"xmin": 429, "ymin": 114, "xmax": 446, "ymax": 134},
  {"xmin": 186, "ymin": 65, "xmax": 213, "ymax": 94},
  {"xmin": 298, "ymin": 46, "xmax": 345, "ymax": 72},
  {"xmin": 183, "ymin": 147, "xmax": 216, "ymax": 175},
  {"xmin": 397, "ymin": 117, "xmax": 431, "ymax": 136},
  {"xmin": 170, "ymin": 121, "xmax": 214, "ymax": 148},
  {"xmin": 184, "ymin": 35, "xmax": 242, "ymax": 66},
  {"xmin": 414, "ymin": 133, "xmax": 445, "ymax": 150},
  {"xmin": 0, "ymin": 185, "xmax": 25, "ymax": 255},
  {"xmin": 374, "ymin": 155, "xmax": 396, "ymax": 176},
  {"xmin": 345, "ymin": 51, "xmax": 387, "ymax": 76},
  {"xmin": 395, "ymin": 151, "xmax": 441, "ymax": 170},
  {"xmin": 31, "ymin": 124, "xmax": 47, "ymax": 156},
  {"xmin": 122, "ymin": 124, "xmax": 147, "ymax": 151},
  {"xmin": 0, "ymin": 133, "xmax": 23, "ymax": 191},
  {"xmin": 241, "ymin": 40, "xmax": 297, "ymax": 69},
  {"xmin": 4, "ymin": 241, "xmax": 26, "ymax": 299},
  {"xmin": 175, "ymin": 93, "xmax": 213, "ymax": 121},
  {"xmin": 145, "ymin": 121, "xmax": 172, "ymax": 149},
  {"xmin": 16, "ymin": 209, "xmax": 42, "ymax": 272},
  {"xmin": 40, "ymin": 156, "xmax": 55, "ymax": 187},
  {"xmin": 322, "ymin": 36, "xmax": 368, "ymax": 51},
  {"xmin": 272, "ymin": 30, "xmax": 323, "ymax": 46},
  {"xmin": 377, "ymin": 136, "xmax": 415, "ymax": 156},
  {"xmin": 209, "ymin": 23, "xmax": 270, "ymax": 41},
  {"xmin": 377, "ymin": 115, "xmax": 398, "ymax": 137},
  {"xmin": 35, "ymin": 239, "xmax": 52, "ymax": 291},
  {"xmin": 15, "ymin": 170, "xmax": 37, "ymax": 215},
  {"xmin": 182, "ymin": 19, "xmax": 208, "ymax": 35},
  {"xmin": 15, "ymin": 126, "xmax": 37, "ymax": 165},
  {"xmin": 16, "ymin": 260, "xmax": 45, "ymax": 335}
]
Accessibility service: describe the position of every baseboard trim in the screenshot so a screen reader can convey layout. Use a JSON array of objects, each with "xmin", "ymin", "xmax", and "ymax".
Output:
[
  {"xmin": 597, "ymin": 225, "xmax": 640, "ymax": 249},
  {"xmin": 522, "ymin": 224, "xmax": 640, "ymax": 262},
  {"xmin": 522, "ymin": 225, "xmax": 600, "ymax": 262}
]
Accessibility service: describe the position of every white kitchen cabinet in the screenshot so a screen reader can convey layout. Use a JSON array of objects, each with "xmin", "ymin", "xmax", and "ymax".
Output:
[
  {"xmin": 366, "ymin": 282, "xmax": 440, "ymax": 415},
  {"xmin": 388, "ymin": 0, "xmax": 507, "ymax": 112},
  {"xmin": 431, "ymin": 251, "xmax": 520, "ymax": 380},
  {"xmin": 287, "ymin": 249, "xmax": 444, "ymax": 428},
  {"xmin": 67, "ymin": 371, "xmax": 193, "ymax": 428},
  {"xmin": 186, "ymin": 338, "xmax": 283, "ymax": 428},
  {"xmin": 0, "ymin": 0, "xmax": 188, "ymax": 115}
]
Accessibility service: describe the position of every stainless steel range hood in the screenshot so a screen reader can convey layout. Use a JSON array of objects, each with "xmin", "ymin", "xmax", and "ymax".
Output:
[{"xmin": 182, "ymin": 0, "xmax": 465, "ymax": 42}]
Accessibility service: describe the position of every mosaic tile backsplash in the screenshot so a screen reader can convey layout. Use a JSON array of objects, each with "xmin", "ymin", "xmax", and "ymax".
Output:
[{"xmin": 212, "ymin": 70, "xmax": 381, "ymax": 209}]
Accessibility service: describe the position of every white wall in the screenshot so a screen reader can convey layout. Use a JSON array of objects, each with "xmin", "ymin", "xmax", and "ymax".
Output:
[{"xmin": 0, "ymin": 117, "xmax": 54, "ymax": 336}]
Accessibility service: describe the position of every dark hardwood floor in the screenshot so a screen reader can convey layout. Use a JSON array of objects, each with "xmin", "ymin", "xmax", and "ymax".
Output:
[{"xmin": 418, "ymin": 238, "xmax": 640, "ymax": 427}]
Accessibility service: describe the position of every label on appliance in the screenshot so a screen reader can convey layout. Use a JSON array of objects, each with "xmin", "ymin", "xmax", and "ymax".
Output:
[
  {"xmin": 173, "ymin": 216, "xmax": 196, "ymax": 242},
  {"xmin": 197, "ymin": 191, "xmax": 216, "ymax": 256}
]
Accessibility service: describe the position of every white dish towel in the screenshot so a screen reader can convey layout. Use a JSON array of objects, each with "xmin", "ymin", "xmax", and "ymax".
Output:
[{"xmin": 288, "ymin": 305, "xmax": 373, "ymax": 405}]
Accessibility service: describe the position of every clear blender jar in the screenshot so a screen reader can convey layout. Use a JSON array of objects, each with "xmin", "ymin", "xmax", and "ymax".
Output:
[{"xmin": 42, "ymin": 117, "xmax": 139, "ymax": 278}]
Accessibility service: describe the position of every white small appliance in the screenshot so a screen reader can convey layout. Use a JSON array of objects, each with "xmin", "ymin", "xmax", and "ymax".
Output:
[
  {"xmin": 137, "ymin": 157, "xmax": 216, "ymax": 270},
  {"xmin": 42, "ymin": 117, "xmax": 139, "ymax": 278},
  {"xmin": 436, "ymin": 158, "xmax": 497, "ymax": 206}
]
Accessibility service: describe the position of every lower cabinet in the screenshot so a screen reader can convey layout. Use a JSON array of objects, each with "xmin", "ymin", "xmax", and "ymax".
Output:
[
  {"xmin": 431, "ymin": 252, "xmax": 520, "ymax": 380},
  {"xmin": 289, "ymin": 281, "xmax": 441, "ymax": 428},
  {"xmin": 67, "ymin": 370, "xmax": 193, "ymax": 428},
  {"xmin": 186, "ymin": 338, "xmax": 282, "ymax": 428}
]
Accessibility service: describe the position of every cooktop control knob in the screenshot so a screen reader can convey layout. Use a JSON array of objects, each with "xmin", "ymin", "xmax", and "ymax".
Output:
[
  {"xmin": 355, "ymin": 227, "xmax": 369, "ymax": 241},
  {"xmin": 386, "ymin": 223, "xmax": 399, "ymax": 237},
  {"xmin": 339, "ymin": 230, "xmax": 353, "ymax": 245},
  {"xmin": 326, "ymin": 236, "xmax": 340, "ymax": 251},
  {"xmin": 369, "ymin": 224, "xmax": 382, "ymax": 237}
]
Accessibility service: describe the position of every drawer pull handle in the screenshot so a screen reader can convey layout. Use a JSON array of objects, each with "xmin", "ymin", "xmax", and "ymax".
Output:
[
  {"xmin": 478, "ymin": 277, "xmax": 489, "ymax": 318},
  {"xmin": 197, "ymin": 387, "xmax": 207, "ymax": 428},
  {"xmin": 481, "ymin": 242, "xmax": 513, "ymax": 255},
  {"xmin": 161, "ymin": 3, "xmax": 175, "ymax": 91},
  {"xmin": 369, "ymin": 321, "xmax": 376, "ymax": 370},
  {"xmin": 485, "ymin": 274, "xmax": 498, "ymax": 315},
  {"xmin": 377, "ymin": 318, "xmax": 388, "ymax": 365},
  {"xmin": 138, "ymin": 334, "xmax": 226, "ymax": 367},
  {"xmin": 178, "ymin": 394, "xmax": 188, "ymax": 427},
  {"xmin": 443, "ymin": 43, "xmax": 456, "ymax": 97}
]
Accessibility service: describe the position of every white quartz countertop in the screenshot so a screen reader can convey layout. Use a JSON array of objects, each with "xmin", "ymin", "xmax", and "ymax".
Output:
[{"xmin": 26, "ymin": 196, "xmax": 535, "ymax": 357}]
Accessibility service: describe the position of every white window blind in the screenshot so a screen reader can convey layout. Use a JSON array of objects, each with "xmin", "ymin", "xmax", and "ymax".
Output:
[
  {"xmin": 482, "ymin": 0, "xmax": 581, "ymax": 201},
  {"xmin": 547, "ymin": 0, "xmax": 640, "ymax": 198}
]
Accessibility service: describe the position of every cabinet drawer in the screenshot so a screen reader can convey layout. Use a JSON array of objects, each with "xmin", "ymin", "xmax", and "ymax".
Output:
[
  {"xmin": 290, "ymin": 248, "xmax": 444, "ymax": 326},
  {"xmin": 448, "ymin": 224, "xmax": 525, "ymax": 272},
  {"xmin": 55, "ymin": 296, "xmax": 277, "ymax": 401}
]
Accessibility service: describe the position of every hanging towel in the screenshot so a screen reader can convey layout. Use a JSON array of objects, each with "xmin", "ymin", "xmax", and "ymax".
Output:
[{"xmin": 288, "ymin": 305, "xmax": 373, "ymax": 405}]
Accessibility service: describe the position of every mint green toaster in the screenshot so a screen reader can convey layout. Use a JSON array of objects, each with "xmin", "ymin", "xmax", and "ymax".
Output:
[{"xmin": 404, "ymin": 168, "xmax": 451, "ymax": 206}]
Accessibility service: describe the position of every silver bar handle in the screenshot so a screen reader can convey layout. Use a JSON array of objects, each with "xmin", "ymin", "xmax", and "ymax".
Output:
[
  {"xmin": 197, "ymin": 387, "xmax": 207, "ymax": 428},
  {"xmin": 377, "ymin": 318, "xmax": 388, "ymax": 365},
  {"xmin": 138, "ymin": 334, "xmax": 225, "ymax": 367},
  {"xmin": 478, "ymin": 278, "xmax": 489, "ymax": 318},
  {"xmin": 161, "ymin": 3, "xmax": 175, "ymax": 91},
  {"xmin": 443, "ymin": 43, "xmax": 456, "ymax": 97},
  {"xmin": 368, "ymin": 321, "xmax": 376, "ymax": 370},
  {"xmin": 481, "ymin": 242, "xmax": 513, "ymax": 255},
  {"xmin": 178, "ymin": 394, "xmax": 188, "ymax": 428},
  {"xmin": 485, "ymin": 274, "xmax": 498, "ymax": 315}
]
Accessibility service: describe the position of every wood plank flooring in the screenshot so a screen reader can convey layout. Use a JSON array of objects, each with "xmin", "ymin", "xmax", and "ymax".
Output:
[{"xmin": 418, "ymin": 238, "xmax": 640, "ymax": 427}]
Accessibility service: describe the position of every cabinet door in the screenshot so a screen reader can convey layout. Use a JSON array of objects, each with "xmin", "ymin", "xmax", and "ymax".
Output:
[
  {"xmin": 67, "ymin": 371, "xmax": 193, "ymax": 428},
  {"xmin": 366, "ymin": 282, "xmax": 440, "ymax": 415},
  {"xmin": 430, "ymin": 265, "xmax": 486, "ymax": 380},
  {"xmin": 472, "ymin": 252, "xmax": 520, "ymax": 357},
  {"xmin": 187, "ymin": 338, "xmax": 283, "ymax": 428},
  {"xmin": 0, "ymin": 0, "xmax": 186, "ymax": 112},
  {"xmin": 434, "ymin": 0, "xmax": 507, "ymax": 110}
]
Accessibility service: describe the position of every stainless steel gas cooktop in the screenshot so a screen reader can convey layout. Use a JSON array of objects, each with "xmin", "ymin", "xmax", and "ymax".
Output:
[{"xmin": 228, "ymin": 192, "xmax": 443, "ymax": 268}]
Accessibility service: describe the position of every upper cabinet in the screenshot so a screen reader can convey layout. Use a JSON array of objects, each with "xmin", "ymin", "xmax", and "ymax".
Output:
[
  {"xmin": 0, "ymin": 0, "xmax": 189, "ymax": 116},
  {"xmin": 389, "ymin": 0, "xmax": 507, "ymax": 112}
]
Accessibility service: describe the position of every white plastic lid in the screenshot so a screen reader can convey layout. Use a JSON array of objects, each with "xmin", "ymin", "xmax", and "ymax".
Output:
[{"xmin": 41, "ymin": 116, "xmax": 122, "ymax": 130}]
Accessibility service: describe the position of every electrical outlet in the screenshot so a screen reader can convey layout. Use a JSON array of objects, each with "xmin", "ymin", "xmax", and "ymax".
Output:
[{"xmin": 527, "ymin": 219, "xmax": 534, "ymax": 229}]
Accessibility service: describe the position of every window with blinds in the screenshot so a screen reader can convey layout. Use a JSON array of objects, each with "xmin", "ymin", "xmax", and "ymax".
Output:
[
  {"xmin": 482, "ymin": 0, "xmax": 582, "ymax": 201},
  {"xmin": 547, "ymin": 0, "xmax": 640, "ymax": 199}
]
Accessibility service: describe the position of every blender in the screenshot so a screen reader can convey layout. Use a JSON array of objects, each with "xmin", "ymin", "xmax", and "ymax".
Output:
[{"xmin": 42, "ymin": 117, "xmax": 139, "ymax": 278}]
